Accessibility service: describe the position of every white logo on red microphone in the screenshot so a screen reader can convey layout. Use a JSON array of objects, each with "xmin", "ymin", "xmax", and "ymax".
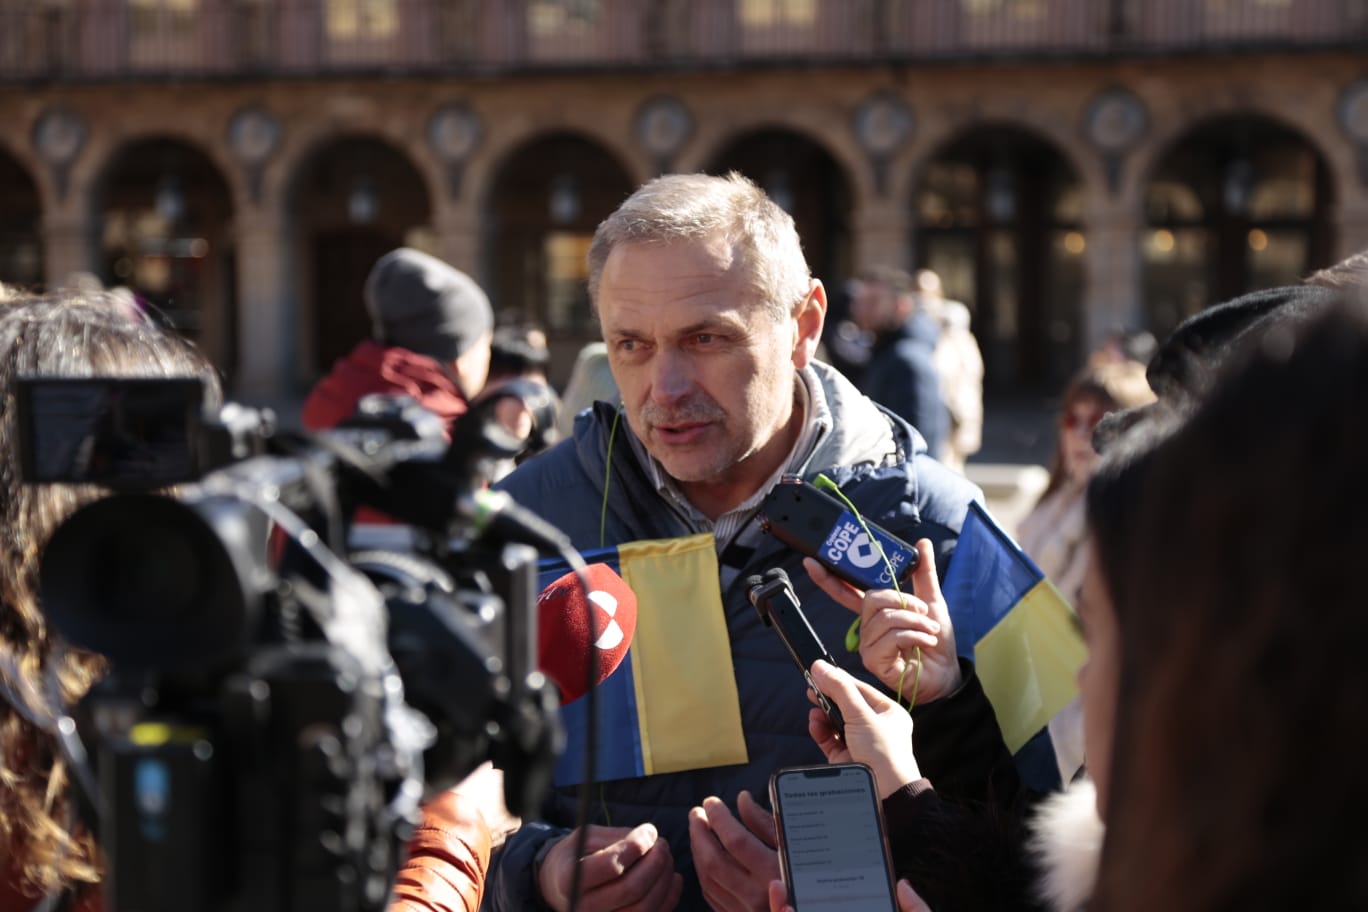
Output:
[{"xmin": 587, "ymin": 590, "xmax": 624, "ymax": 650}]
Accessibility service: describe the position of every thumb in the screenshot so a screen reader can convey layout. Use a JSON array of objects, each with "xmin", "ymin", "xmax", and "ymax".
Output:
[
  {"xmin": 810, "ymin": 659, "xmax": 899, "ymax": 719},
  {"xmin": 911, "ymin": 539, "xmax": 944, "ymax": 611},
  {"xmin": 897, "ymin": 879, "xmax": 932, "ymax": 912}
]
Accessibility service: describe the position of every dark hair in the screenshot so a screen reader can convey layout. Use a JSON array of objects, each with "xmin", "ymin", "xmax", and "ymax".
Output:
[
  {"xmin": 1090, "ymin": 296, "xmax": 1368, "ymax": 910},
  {"xmin": 0, "ymin": 293, "xmax": 219, "ymax": 899},
  {"xmin": 488, "ymin": 325, "xmax": 550, "ymax": 380},
  {"xmin": 1037, "ymin": 359, "xmax": 1154, "ymax": 500}
]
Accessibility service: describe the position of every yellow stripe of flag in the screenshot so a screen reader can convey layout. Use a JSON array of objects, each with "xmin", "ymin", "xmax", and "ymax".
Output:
[
  {"xmin": 973, "ymin": 578, "xmax": 1088, "ymax": 753},
  {"xmin": 617, "ymin": 533, "xmax": 749, "ymax": 775}
]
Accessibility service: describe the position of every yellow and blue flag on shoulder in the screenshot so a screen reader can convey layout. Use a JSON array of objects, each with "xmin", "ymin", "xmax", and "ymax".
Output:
[
  {"xmin": 941, "ymin": 502, "xmax": 1087, "ymax": 788},
  {"xmin": 542, "ymin": 532, "xmax": 749, "ymax": 786}
]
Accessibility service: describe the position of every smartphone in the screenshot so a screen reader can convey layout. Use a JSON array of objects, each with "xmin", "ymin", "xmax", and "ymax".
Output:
[{"xmin": 770, "ymin": 763, "xmax": 898, "ymax": 912}]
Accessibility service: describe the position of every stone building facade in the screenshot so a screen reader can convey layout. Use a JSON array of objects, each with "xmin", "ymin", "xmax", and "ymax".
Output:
[{"xmin": 1, "ymin": 1, "xmax": 1366, "ymax": 398}]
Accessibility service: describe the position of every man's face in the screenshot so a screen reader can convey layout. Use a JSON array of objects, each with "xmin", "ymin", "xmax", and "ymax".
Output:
[
  {"xmin": 596, "ymin": 236, "xmax": 823, "ymax": 515},
  {"xmin": 849, "ymin": 280, "xmax": 899, "ymax": 333}
]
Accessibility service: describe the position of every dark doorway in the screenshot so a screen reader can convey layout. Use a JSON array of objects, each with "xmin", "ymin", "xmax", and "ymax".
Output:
[
  {"xmin": 486, "ymin": 132, "xmax": 634, "ymax": 387},
  {"xmin": 0, "ymin": 151, "xmax": 42, "ymax": 290},
  {"xmin": 311, "ymin": 227, "xmax": 400, "ymax": 371},
  {"xmin": 914, "ymin": 126, "xmax": 1084, "ymax": 392},
  {"xmin": 95, "ymin": 137, "xmax": 235, "ymax": 374},
  {"xmin": 289, "ymin": 135, "xmax": 432, "ymax": 383},
  {"xmin": 1143, "ymin": 116, "xmax": 1334, "ymax": 340}
]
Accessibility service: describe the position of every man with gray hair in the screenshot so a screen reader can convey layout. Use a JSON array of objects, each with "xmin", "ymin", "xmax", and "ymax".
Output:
[{"xmin": 488, "ymin": 173, "xmax": 1014, "ymax": 911}]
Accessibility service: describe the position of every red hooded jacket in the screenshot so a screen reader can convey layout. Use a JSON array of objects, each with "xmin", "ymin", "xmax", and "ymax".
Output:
[{"xmin": 302, "ymin": 340, "xmax": 470, "ymax": 435}]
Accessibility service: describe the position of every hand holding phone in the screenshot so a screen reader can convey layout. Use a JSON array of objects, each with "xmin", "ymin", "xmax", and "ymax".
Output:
[
  {"xmin": 770, "ymin": 763, "xmax": 898, "ymax": 912},
  {"xmin": 805, "ymin": 660, "xmax": 921, "ymax": 802},
  {"xmin": 747, "ymin": 568, "xmax": 844, "ymax": 738}
]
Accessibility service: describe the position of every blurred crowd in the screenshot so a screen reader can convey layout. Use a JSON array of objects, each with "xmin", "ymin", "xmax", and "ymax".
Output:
[{"xmin": 1, "ymin": 173, "xmax": 1368, "ymax": 912}]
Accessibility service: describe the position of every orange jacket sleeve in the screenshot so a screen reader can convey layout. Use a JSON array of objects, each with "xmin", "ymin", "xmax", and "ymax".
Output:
[{"xmin": 388, "ymin": 790, "xmax": 493, "ymax": 912}]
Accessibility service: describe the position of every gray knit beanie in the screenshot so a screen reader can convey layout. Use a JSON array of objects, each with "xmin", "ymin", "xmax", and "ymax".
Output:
[{"xmin": 364, "ymin": 247, "xmax": 494, "ymax": 362}]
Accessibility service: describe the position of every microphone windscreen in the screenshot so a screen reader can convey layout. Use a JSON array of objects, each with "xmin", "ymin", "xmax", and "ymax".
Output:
[{"xmin": 536, "ymin": 563, "xmax": 638, "ymax": 703}]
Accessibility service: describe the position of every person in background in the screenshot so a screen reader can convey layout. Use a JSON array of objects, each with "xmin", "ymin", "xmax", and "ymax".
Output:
[
  {"xmin": 1016, "ymin": 360, "xmax": 1154, "ymax": 609},
  {"xmin": 302, "ymin": 247, "xmax": 494, "ymax": 436},
  {"xmin": 848, "ymin": 266, "xmax": 948, "ymax": 460},
  {"xmin": 913, "ymin": 269, "xmax": 984, "ymax": 472},
  {"xmin": 554, "ymin": 340, "xmax": 618, "ymax": 439},
  {"xmin": 483, "ymin": 324, "xmax": 561, "ymax": 468},
  {"xmin": 1016, "ymin": 359, "xmax": 1153, "ymax": 786},
  {"xmin": 487, "ymin": 323, "xmax": 553, "ymax": 391}
]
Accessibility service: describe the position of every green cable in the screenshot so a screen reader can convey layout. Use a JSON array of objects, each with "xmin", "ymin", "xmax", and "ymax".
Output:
[
  {"xmin": 599, "ymin": 402, "xmax": 624, "ymax": 549},
  {"xmin": 812, "ymin": 474, "xmax": 922, "ymax": 709}
]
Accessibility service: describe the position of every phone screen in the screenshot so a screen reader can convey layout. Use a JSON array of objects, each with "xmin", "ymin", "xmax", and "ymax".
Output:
[{"xmin": 771, "ymin": 764, "xmax": 897, "ymax": 912}]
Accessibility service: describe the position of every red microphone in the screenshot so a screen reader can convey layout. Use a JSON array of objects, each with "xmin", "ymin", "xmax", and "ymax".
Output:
[{"xmin": 536, "ymin": 563, "xmax": 638, "ymax": 703}]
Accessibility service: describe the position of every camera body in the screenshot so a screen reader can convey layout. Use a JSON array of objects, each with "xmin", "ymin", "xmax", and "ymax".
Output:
[{"xmin": 19, "ymin": 377, "xmax": 561, "ymax": 912}]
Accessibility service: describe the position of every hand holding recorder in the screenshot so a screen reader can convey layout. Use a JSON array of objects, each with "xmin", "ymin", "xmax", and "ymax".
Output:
[
  {"xmin": 804, "ymin": 538, "xmax": 961, "ymax": 705},
  {"xmin": 805, "ymin": 660, "xmax": 922, "ymax": 801}
]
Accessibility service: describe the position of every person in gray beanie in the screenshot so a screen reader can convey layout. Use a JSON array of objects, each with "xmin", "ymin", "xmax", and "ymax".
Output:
[{"xmin": 302, "ymin": 247, "xmax": 496, "ymax": 435}]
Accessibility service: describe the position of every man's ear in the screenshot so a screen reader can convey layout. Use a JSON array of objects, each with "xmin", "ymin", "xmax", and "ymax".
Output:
[{"xmin": 792, "ymin": 279, "xmax": 827, "ymax": 369}]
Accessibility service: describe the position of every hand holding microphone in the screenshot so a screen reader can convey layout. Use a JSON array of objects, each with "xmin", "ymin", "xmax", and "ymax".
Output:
[{"xmin": 804, "ymin": 538, "xmax": 962, "ymax": 705}]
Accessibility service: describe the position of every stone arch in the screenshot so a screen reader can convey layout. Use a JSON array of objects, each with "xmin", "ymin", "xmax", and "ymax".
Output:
[
  {"xmin": 92, "ymin": 135, "xmax": 237, "ymax": 373},
  {"xmin": 0, "ymin": 145, "xmax": 45, "ymax": 290},
  {"xmin": 1137, "ymin": 111, "xmax": 1336, "ymax": 338},
  {"xmin": 686, "ymin": 116, "xmax": 870, "ymax": 203},
  {"xmin": 283, "ymin": 132, "xmax": 435, "ymax": 379},
  {"xmin": 482, "ymin": 130, "xmax": 636, "ymax": 385},
  {"xmin": 77, "ymin": 124, "xmax": 245, "ymax": 218},
  {"xmin": 910, "ymin": 121, "xmax": 1089, "ymax": 390},
  {"xmin": 1133, "ymin": 103, "xmax": 1347, "ymax": 210},
  {"xmin": 467, "ymin": 118, "xmax": 650, "ymax": 204}
]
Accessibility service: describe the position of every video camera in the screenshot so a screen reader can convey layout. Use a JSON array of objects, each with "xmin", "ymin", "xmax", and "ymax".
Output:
[{"xmin": 16, "ymin": 377, "xmax": 568, "ymax": 912}]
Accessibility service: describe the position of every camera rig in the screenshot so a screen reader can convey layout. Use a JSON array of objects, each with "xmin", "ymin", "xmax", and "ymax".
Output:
[{"xmin": 19, "ymin": 379, "xmax": 569, "ymax": 912}]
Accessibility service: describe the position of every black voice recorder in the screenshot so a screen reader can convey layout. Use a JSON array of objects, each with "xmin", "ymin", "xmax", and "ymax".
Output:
[
  {"xmin": 746, "ymin": 567, "xmax": 845, "ymax": 738},
  {"xmin": 759, "ymin": 478, "xmax": 918, "ymax": 592}
]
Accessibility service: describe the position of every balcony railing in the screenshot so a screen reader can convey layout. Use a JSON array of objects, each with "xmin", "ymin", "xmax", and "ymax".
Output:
[{"xmin": 1, "ymin": 0, "xmax": 1365, "ymax": 83}]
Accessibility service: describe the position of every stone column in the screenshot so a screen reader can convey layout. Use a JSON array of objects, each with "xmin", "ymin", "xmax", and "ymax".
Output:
[
  {"xmin": 232, "ymin": 206, "xmax": 294, "ymax": 402},
  {"xmin": 1080, "ymin": 199, "xmax": 1144, "ymax": 353},
  {"xmin": 41, "ymin": 207, "xmax": 96, "ymax": 290},
  {"xmin": 850, "ymin": 198, "xmax": 912, "ymax": 273},
  {"xmin": 434, "ymin": 203, "xmax": 482, "ymax": 282}
]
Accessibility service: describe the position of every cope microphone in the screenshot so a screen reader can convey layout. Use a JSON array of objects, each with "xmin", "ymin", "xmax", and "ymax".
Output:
[
  {"xmin": 759, "ymin": 478, "xmax": 918, "ymax": 591},
  {"xmin": 536, "ymin": 563, "xmax": 638, "ymax": 703}
]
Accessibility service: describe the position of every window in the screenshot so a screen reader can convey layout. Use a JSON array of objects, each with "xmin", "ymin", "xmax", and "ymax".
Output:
[
  {"xmin": 326, "ymin": 0, "xmax": 399, "ymax": 40},
  {"xmin": 527, "ymin": 0, "xmax": 601, "ymax": 36},
  {"xmin": 961, "ymin": 0, "xmax": 1047, "ymax": 20},
  {"xmin": 739, "ymin": 0, "xmax": 818, "ymax": 28},
  {"xmin": 128, "ymin": 0, "xmax": 199, "ymax": 68}
]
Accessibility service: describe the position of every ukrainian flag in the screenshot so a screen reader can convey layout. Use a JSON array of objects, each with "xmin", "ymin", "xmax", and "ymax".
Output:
[
  {"xmin": 942, "ymin": 503, "xmax": 1087, "ymax": 765},
  {"xmin": 542, "ymin": 532, "xmax": 749, "ymax": 786}
]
